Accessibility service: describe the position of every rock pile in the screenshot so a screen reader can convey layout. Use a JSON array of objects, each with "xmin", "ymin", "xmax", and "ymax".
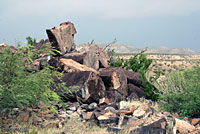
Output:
[{"xmin": 0, "ymin": 21, "xmax": 199, "ymax": 134}]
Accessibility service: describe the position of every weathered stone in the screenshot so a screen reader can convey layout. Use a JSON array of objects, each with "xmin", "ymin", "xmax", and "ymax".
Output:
[
  {"xmin": 46, "ymin": 21, "xmax": 76, "ymax": 54},
  {"xmin": 62, "ymin": 52, "xmax": 87, "ymax": 64},
  {"xmin": 174, "ymin": 118, "xmax": 196, "ymax": 133},
  {"xmin": 68, "ymin": 106, "xmax": 76, "ymax": 111},
  {"xmin": 100, "ymin": 67, "xmax": 128, "ymax": 103},
  {"xmin": 88, "ymin": 103, "xmax": 98, "ymax": 110},
  {"xmin": 127, "ymin": 84, "xmax": 145, "ymax": 99},
  {"xmin": 55, "ymin": 71, "xmax": 105, "ymax": 103},
  {"xmin": 77, "ymin": 44, "xmax": 110, "ymax": 68},
  {"xmin": 17, "ymin": 111, "xmax": 30, "ymax": 122},
  {"xmin": 66, "ymin": 110, "xmax": 74, "ymax": 115},
  {"xmin": 99, "ymin": 98, "xmax": 110, "ymax": 105},
  {"xmin": 71, "ymin": 112, "xmax": 80, "ymax": 117},
  {"xmin": 191, "ymin": 118, "xmax": 200, "ymax": 126},
  {"xmin": 86, "ymin": 112, "xmax": 94, "ymax": 120},
  {"xmin": 120, "ymin": 107, "xmax": 136, "ymax": 115},
  {"xmin": 98, "ymin": 116, "xmax": 119, "ymax": 127},
  {"xmin": 127, "ymin": 118, "xmax": 144, "ymax": 130},
  {"xmin": 83, "ymin": 51, "xmax": 99, "ymax": 70},
  {"xmin": 133, "ymin": 109, "xmax": 146, "ymax": 118},
  {"xmin": 123, "ymin": 70, "xmax": 143, "ymax": 87},
  {"xmin": 60, "ymin": 58, "xmax": 98, "ymax": 74},
  {"xmin": 130, "ymin": 118, "xmax": 167, "ymax": 134},
  {"xmin": 104, "ymin": 107, "xmax": 117, "ymax": 113}
]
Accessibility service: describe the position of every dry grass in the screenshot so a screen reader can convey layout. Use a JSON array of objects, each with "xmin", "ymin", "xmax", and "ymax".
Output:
[
  {"xmin": 0, "ymin": 117, "xmax": 111, "ymax": 134},
  {"xmin": 35, "ymin": 118, "xmax": 109, "ymax": 134}
]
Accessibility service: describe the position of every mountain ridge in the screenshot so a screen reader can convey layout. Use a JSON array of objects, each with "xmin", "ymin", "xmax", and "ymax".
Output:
[{"xmin": 91, "ymin": 42, "xmax": 199, "ymax": 54}]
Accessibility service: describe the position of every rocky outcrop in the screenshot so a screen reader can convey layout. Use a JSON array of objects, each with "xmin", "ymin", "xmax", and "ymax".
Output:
[{"xmin": 46, "ymin": 22, "xmax": 77, "ymax": 55}]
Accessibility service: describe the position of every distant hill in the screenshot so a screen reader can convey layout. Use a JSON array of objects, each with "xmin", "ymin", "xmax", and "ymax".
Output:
[{"xmin": 92, "ymin": 43, "xmax": 199, "ymax": 55}]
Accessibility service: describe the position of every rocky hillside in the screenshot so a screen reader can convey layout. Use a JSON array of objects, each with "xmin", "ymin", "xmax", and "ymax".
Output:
[{"xmin": 91, "ymin": 42, "xmax": 198, "ymax": 54}]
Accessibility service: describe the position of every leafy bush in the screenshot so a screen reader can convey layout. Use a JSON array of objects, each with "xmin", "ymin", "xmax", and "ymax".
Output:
[
  {"xmin": 109, "ymin": 49, "xmax": 159, "ymax": 100},
  {"xmin": 158, "ymin": 66, "xmax": 200, "ymax": 117},
  {"xmin": 0, "ymin": 39, "xmax": 67, "ymax": 110}
]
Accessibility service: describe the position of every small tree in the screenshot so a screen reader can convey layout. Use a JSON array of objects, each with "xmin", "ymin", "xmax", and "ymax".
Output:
[
  {"xmin": 109, "ymin": 48, "xmax": 159, "ymax": 100},
  {"xmin": 158, "ymin": 66, "xmax": 200, "ymax": 117},
  {"xmin": 0, "ymin": 40, "xmax": 67, "ymax": 110}
]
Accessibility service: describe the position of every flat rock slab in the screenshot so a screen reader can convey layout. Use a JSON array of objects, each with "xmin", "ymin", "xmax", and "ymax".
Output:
[{"xmin": 60, "ymin": 58, "xmax": 98, "ymax": 74}]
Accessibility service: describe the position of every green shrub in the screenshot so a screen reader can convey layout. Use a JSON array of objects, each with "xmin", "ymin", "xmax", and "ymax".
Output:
[
  {"xmin": 158, "ymin": 66, "xmax": 200, "ymax": 117},
  {"xmin": 109, "ymin": 49, "xmax": 159, "ymax": 100},
  {"xmin": 0, "ymin": 39, "xmax": 67, "ymax": 110}
]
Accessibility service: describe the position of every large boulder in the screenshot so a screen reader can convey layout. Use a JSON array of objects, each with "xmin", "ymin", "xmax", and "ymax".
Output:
[
  {"xmin": 100, "ymin": 67, "xmax": 128, "ymax": 103},
  {"xmin": 46, "ymin": 22, "xmax": 77, "ymax": 54},
  {"xmin": 55, "ymin": 71, "xmax": 106, "ymax": 104},
  {"xmin": 76, "ymin": 44, "xmax": 110, "ymax": 69}
]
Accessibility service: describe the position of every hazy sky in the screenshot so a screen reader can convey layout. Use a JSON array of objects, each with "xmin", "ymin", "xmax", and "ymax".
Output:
[{"xmin": 1, "ymin": 0, "xmax": 200, "ymax": 50}]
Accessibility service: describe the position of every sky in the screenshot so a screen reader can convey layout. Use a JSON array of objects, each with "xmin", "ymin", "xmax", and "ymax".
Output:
[{"xmin": 0, "ymin": 0, "xmax": 200, "ymax": 50}]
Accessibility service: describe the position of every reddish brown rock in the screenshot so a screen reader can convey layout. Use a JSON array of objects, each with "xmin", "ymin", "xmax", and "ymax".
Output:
[
  {"xmin": 130, "ymin": 118, "xmax": 167, "ymax": 134},
  {"xmin": 127, "ymin": 84, "xmax": 145, "ymax": 99},
  {"xmin": 99, "ymin": 98, "xmax": 110, "ymax": 105},
  {"xmin": 46, "ymin": 21, "xmax": 77, "ymax": 54},
  {"xmin": 55, "ymin": 71, "xmax": 105, "ymax": 103},
  {"xmin": 100, "ymin": 67, "xmax": 128, "ymax": 103},
  {"xmin": 62, "ymin": 52, "xmax": 87, "ymax": 64},
  {"xmin": 120, "ymin": 107, "xmax": 136, "ymax": 115},
  {"xmin": 77, "ymin": 44, "xmax": 110, "ymax": 68},
  {"xmin": 123, "ymin": 70, "xmax": 143, "ymax": 87},
  {"xmin": 191, "ymin": 118, "xmax": 200, "ymax": 126}
]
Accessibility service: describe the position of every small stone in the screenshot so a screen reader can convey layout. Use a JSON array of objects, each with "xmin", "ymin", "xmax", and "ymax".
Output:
[
  {"xmin": 68, "ymin": 106, "xmax": 76, "ymax": 111},
  {"xmin": 99, "ymin": 98, "xmax": 110, "ymax": 105},
  {"xmin": 174, "ymin": 118, "xmax": 196, "ymax": 133},
  {"xmin": 88, "ymin": 103, "xmax": 97, "ymax": 110},
  {"xmin": 104, "ymin": 106, "xmax": 116, "ymax": 113},
  {"xmin": 107, "ymin": 127, "xmax": 121, "ymax": 133},
  {"xmin": 80, "ymin": 104, "xmax": 89, "ymax": 109},
  {"xmin": 127, "ymin": 118, "xmax": 143, "ymax": 130},
  {"xmin": 98, "ymin": 115, "xmax": 109, "ymax": 120},
  {"xmin": 119, "ymin": 101, "xmax": 128, "ymax": 109},
  {"xmin": 86, "ymin": 112, "xmax": 94, "ymax": 120},
  {"xmin": 13, "ymin": 108, "xmax": 19, "ymax": 112},
  {"xmin": 133, "ymin": 109, "xmax": 146, "ymax": 118},
  {"xmin": 66, "ymin": 110, "xmax": 74, "ymax": 115},
  {"xmin": 77, "ymin": 107, "xmax": 86, "ymax": 115},
  {"xmin": 191, "ymin": 118, "xmax": 200, "ymax": 126},
  {"xmin": 71, "ymin": 112, "xmax": 80, "ymax": 117},
  {"xmin": 17, "ymin": 111, "xmax": 30, "ymax": 122}
]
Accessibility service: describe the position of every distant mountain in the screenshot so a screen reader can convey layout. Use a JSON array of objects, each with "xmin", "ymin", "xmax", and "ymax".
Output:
[
  {"xmin": 92, "ymin": 43, "xmax": 199, "ymax": 54},
  {"xmin": 94, "ymin": 42, "xmax": 141, "ymax": 53}
]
